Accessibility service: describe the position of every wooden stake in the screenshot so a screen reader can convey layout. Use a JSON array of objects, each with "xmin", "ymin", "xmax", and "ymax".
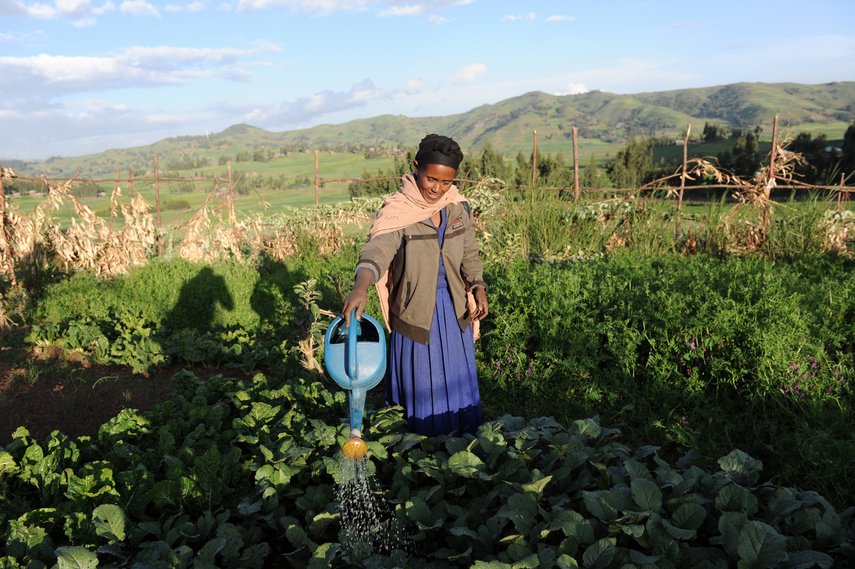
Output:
[
  {"xmin": 314, "ymin": 149, "xmax": 320, "ymax": 208},
  {"xmin": 153, "ymin": 155, "xmax": 163, "ymax": 255},
  {"xmin": 677, "ymin": 123, "xmax": 691, "ymax": 236},
  {"xmin": 531, "ymin": 129, "xmax": 537, "ymax": 190},
  {"xmin": 572, "ymin": 127, "xmax": 580, "ymax": 201},
  {"xmin": 764, "ymin": 114, "xmax": 779, "ymax": 229},
  {"xmin": 227, "ymin": 163, "xmax": 236, "ymax": 225}
]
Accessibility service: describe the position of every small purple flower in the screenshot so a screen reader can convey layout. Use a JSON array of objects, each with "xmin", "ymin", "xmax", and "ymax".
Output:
[
  {"xmin": 689, "ymin": 339, "xmax": 696, "ymax": 351},
  {"xmin": 681, "ymin": 416, "xmax": 689, "ymax": 427}
]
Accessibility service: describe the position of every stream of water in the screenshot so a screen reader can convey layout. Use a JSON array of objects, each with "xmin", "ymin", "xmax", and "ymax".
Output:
[{"xmin": 335, "ymin": 453, "xmax": 408, "ymax": 564}]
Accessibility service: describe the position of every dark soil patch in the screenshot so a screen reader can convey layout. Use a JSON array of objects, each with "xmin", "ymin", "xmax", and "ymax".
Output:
[{"xmin": 0, "ymin": 336, "xmax": 208, "ymax": 445}]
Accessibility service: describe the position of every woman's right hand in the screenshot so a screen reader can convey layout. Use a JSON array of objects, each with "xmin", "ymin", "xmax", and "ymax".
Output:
[
  {"xmin": 341, "ymin": 287, "xmax": 368, "ymax": 326},
  {"xmin": 342, "ymin": 268, "xmax": 374, "ymax": 326}
]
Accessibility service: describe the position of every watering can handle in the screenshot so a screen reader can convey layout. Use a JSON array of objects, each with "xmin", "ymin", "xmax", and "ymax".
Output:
[{"xmin": 347, "ymin": 308, "xmax": 359, "ymax": 382}]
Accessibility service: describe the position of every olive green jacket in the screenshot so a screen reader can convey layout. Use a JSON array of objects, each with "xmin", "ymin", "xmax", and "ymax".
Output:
[{"xmin": 356, "ymin": 202, "xmax": 486, "ymax": 344}]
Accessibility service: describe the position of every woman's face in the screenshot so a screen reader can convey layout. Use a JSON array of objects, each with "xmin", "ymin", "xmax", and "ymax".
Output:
[{"xmin": 414, "ymin": 162, "xmax": 457, "ymax": 204}]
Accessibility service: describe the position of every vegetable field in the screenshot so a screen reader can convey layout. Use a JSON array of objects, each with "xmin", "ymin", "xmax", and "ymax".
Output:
[{"xmin": 0, "ymin": 171, "xmax": 854, "ymax": 567}]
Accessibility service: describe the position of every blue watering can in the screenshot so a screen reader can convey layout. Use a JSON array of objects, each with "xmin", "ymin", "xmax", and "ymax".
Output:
[{"xmin": 323, "ymin": 309, "xmax": 386, "ymax": 459}]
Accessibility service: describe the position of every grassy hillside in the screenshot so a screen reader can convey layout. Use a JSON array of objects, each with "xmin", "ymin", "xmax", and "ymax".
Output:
[{"xmin": 8, "ymin": 81, "xmax": 854, "ymax": 179}]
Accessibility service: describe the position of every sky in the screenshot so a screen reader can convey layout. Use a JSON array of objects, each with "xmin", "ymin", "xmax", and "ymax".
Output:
[{"xmin": 2, "ymin": 0, "xmax": 854, "ymax": 161}]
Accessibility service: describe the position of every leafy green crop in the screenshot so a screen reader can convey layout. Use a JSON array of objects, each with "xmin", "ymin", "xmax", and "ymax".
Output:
[
  {"xmin": 2, "ymin": 368, "xmax": 854, "ymax": 567},
  {"xmin": 478, "ymin": 251, "xmax": 854, "ymax": 504}
]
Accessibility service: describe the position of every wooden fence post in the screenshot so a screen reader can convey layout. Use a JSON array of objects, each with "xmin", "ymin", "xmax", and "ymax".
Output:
[
  {"xmin": 531, "ymin": 129, "xmax": 537, "ymax": 191},
  {"xmin": 572, "ymin": 127, "xmax": 580, "ymax": 201},
  {"xmin": 153, "ymin": 155, "xmax": 163, "ymax": 255},
  {"xmin": 227, "ymin": 163, "xmax": 236, "ymax": 225},
  {"xmin": 764, "ymin": 114, "xmax": 779, "ymax": 230},
  {"xmin": 314, "ymin": 149, "xmax": 320, "ymax": 208},
  {"xmin": 676, "ymin": 123, "xmax": 691, "ymax": 237},
  {"xmin": 111, "ymin": 171, "xmax": 120, "ymax": 231}
]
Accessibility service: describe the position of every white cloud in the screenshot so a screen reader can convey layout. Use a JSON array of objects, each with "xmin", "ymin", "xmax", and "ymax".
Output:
[
  {"xmin": 0, "ymin": 43, "xmax": 282, "ymax": 102},
  {"xmin": 120, "ymin": 0, "xmax": 159, "ymax": 16},
  {"xmin": 546, "ymin": 14, "xmax": 574, "ymax": 22},
  {"xmin": 403, "ymin": 79, "xmax": 424, "ymax": 94},
  {"xmin": 260, "ymin": 78, "xmax": 388, "ymax": 125},
  {"xmin": 0, "ymin": 29, "xmax": 44, "ymax": 45},
  {"xmin": 5, "ymin": 105, "xmax": 226, "ymax": 159},
  {"xmin": 27, "ymin": 2, "xmax": 58, "ymax": 17},
  {"xmin": 238, "ymin": 76, "xmax": 436, "ymax": 130},
  {"xmin": 233, "ymin": 0, "xmax": 469, "ymax": 16},
  {"xmin": 0, "ymin": 0, "xmax": 26, "ymax": 16},
  {"xmin": 3, "ymin": 0, "xmax": 114, "ymax": 22},
  {"xmin": 378, "ymin": 3, "xmax": 422, "ymax": 16},
  {"xmin": 503, "ymin": 12, "xmax": 535, "ymax": 22},
  {"xmin": 452, "ymin": 63, "xmax": 486, "ymax": 83},
  {"xmin": 427, "ymin": 14, "xmax": 445, "ymax": 24},
  {"xmin": 236, "ymin": 0, "xmax": 369, "ymax": 13},
  {"xmin": 165, "ymin": 0, "xmax": 205, "ymax": 11},
  {"xmin": 56, "ymin": 0, "xmax": 92, "ymax": 17},
  {"xmin": 555, "ymin": 82, "xmax": 588, "ymax": 95}
]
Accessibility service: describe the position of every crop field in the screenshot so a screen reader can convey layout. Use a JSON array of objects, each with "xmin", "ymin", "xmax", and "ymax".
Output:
[{"xmin": 0, "ymin": 163, "xmax": 854, "ymax": 566}]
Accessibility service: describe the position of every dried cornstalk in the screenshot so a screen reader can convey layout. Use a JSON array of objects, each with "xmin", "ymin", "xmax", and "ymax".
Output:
[
  {"xmin": 641, "ymin": 157, "xmax": 749, "ymax": 199},
  {"xmin": 722, "ymin": 143, "xmax": 806, "ymax": 249},
  {"xmin": 2, "ymin": 178, "xmax": 156, "ymax": 278}
]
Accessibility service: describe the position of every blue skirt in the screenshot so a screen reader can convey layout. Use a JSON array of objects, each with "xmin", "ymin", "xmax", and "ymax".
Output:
[{"xmin": 385, "ymin": 284, "xmax": 483, "ymax": 437}]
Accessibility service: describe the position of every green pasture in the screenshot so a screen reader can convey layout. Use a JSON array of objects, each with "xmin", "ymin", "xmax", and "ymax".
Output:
[{"xmin": 184, "ymin": 151, "xmax": 396, "ymax": 180}]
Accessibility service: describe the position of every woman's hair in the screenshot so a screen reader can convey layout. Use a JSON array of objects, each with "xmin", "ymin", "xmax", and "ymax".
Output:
[{"xmin": 414, "ymin": 134, "xmax": 464, "ymax": 170}]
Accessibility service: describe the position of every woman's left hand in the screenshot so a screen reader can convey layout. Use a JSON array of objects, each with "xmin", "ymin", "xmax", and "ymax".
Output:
[{"xmin": 471, "ymin": 287, "xmax": 489, "ymax": 321}]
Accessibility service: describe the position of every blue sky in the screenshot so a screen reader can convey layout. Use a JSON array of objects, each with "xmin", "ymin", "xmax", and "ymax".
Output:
[{"xmin": 2, "ymin": 0, "xmax": 854, "ymax": 160}]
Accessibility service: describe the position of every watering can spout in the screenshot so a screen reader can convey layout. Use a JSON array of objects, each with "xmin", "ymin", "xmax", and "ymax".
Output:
[{"xmin": 323, "ymin": 309, "xmax": 386, "ymax": 461}]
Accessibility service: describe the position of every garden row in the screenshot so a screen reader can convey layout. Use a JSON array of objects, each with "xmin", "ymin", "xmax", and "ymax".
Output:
[{"xmin": 2, "ymin": 369, "xmax": 853, "ymax": 567}]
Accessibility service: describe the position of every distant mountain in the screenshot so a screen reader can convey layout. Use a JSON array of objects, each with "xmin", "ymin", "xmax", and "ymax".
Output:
[{"xmin": 10, "ymin": 81, "xmax": 855, "ymax": 178}]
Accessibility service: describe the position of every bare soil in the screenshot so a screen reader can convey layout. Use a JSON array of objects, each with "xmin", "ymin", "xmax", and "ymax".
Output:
[{"xmin": 0, "ymin": 333, "xmax": 191, "ymax": 445}]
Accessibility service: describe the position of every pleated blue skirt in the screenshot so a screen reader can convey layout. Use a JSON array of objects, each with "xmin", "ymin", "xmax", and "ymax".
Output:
[{"xmin": 385, "ymin": 211, "xmax": 483, "ymax": 437}]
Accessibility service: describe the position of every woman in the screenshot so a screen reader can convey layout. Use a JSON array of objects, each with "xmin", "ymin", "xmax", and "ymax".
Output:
[{"xmin": 341, "ymin": 134, "xmax": 489, "ymax": 437}]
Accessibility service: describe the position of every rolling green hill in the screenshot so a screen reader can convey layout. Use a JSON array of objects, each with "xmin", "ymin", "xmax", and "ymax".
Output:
[{"xmin": 9, "ymin": 81, "xmax": 855, "ymax": 179}]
